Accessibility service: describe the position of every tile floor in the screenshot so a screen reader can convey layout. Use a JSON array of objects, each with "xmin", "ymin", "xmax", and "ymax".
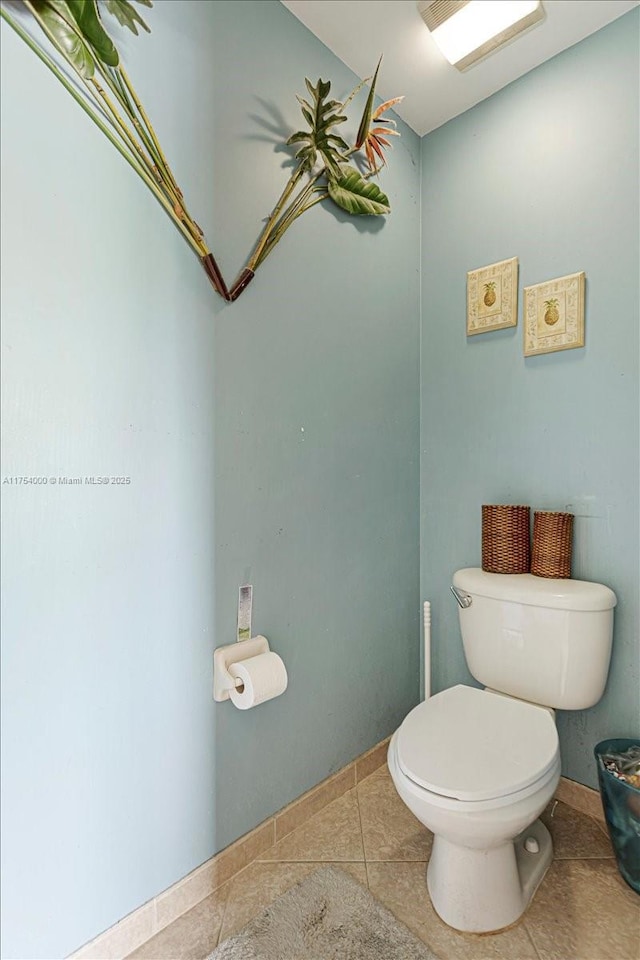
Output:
[{"xmin": 127, "ymin": 766, "xmax": 639, "ymax": 960}]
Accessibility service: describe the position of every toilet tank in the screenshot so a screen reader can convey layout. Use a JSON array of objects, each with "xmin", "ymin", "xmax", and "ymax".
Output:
[{"xmin": 452, "ymin": 568, "xmax": 617, "ymax": 710}]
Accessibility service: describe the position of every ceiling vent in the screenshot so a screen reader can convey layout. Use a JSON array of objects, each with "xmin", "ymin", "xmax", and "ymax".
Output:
[{"xmin": 417, "ymin": 1, "xmax": 545, "ymax": 71}]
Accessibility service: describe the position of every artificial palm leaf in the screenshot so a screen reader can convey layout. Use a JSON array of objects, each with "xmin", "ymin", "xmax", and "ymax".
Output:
[
  {"xmin": 286, "ymin": 77, "xmax": 349, "ymax": 175},
  {"xmin": 66, "ymin": 0, "xmax": 119, "ymax": 65},
  {"xmin": 103, "ymin": 0, "xmax": 151, "ymax": 35},
  {"xmin": 10, "ymin": 0, "xmax": 230, "ymax": 296},
  {"xmin": 31, "ymin": 0, "xmax": 97, "ymax": 76},
  {"xmin": 327, "ymin": 165, "xmax": 390, "ymax": 216}
]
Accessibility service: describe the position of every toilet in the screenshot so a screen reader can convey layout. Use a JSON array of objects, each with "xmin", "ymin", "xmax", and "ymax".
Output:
[{"xmin": 388, "ymin": 567, "xmax": 617, "ymax": 934}]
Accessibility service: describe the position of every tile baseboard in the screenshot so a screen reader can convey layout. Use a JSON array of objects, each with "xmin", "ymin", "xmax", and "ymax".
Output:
[
  {"xmin": 68, "ymin": 736, "xmax": 390, "ymax": 959},
  {"xmin": 556, "ymin": 776, "xmax": 605, "ymax": 823}
]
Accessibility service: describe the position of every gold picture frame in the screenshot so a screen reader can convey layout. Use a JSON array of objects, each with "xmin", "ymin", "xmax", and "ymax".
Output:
[
  {"xmin": 523, "ymin": 272, "xmax": 585, "ymax": 357},
  {"xmin": 467, "ymin": 257, "xmax": 518, "ymax": 336}
]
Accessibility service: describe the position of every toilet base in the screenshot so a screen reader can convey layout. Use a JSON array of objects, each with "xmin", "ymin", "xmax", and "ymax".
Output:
[{"xmin": 427, "ymin": 818, "xmax": 553, "ymax": 933}]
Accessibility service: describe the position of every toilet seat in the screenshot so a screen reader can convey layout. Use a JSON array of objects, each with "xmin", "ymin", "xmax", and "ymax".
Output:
[{"xmin": 396, "ymin": 684, "xmax": 559, "ymax": 802}]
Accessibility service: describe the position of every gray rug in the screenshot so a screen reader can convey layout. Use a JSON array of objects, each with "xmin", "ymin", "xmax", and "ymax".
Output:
[{"xmin": 207, "ymin": 865, "xmax": 437, "ymax": 959}]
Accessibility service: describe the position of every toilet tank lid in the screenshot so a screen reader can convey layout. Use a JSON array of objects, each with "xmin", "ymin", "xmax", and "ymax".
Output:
[{"xmin": 453, "ymin": 568, "xmax": 617, "ymax": 611}]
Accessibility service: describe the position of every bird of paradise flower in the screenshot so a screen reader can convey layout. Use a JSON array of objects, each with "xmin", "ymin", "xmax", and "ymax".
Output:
[{"xmin": 356, "ymin": 61, "xmax": 403, "ymax": 174}]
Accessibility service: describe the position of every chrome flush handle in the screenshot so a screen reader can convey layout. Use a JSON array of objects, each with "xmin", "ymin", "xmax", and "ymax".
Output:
[{"xmin": 450, "ymin": 585, "xmax": 473, "ymax": 609}]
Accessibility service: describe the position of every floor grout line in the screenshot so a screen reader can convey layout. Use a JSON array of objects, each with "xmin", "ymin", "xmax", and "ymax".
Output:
[
  {"xmin": 214, "ymin": 879, "xmax": 232, "ymax": 948},
  {"xmin": 362, "ymin": 861, "xmax": 438, "ymax": 866},
  {"xmin": 255, "ymin": 859, "xmax": 367, "ymax": 864},
  {"xmin": 353, "ymin": 784, "xmax": 370, "ymax": 889},
  {"xmin": 553, "ymin": 855, "xmax": 614, "ymax": 860},
  {"xmin": 523, "ymin": 918, "xmax": 544, "ymax": 960},
  {"xmin": 590, "ymin": 814, "xmax": 611, "ymax": 840}
]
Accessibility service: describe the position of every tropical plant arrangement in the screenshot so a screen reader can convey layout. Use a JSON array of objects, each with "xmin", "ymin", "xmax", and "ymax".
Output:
[{"xmin": 0, "ymin": 0, "xmax": 403, "ymax": 303}]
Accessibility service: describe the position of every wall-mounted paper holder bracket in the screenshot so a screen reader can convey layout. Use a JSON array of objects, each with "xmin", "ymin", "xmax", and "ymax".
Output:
[{"xmin": 213, "ymin": 635, "xmax": 270, "ymax": 702}]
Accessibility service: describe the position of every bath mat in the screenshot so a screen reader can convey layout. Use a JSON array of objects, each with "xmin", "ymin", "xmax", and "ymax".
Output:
[{"xmin": 207, "ymin": 865, "xmax": 437, "ymax": 960}]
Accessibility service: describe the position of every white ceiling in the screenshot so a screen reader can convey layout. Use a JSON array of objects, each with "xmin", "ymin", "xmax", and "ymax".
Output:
[{"xmin": 281, "ymin": 1, "xmax": 639, "ymax": 135}]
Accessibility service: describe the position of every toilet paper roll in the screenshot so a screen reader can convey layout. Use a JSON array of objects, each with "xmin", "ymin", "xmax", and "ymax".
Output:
[{"xmin": 229, "ymin": 651, "xmax": 288, "ymax": 710}]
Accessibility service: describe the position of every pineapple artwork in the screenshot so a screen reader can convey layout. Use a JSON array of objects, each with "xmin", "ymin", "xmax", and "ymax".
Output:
[
  {"xmin": 466, "ymin": 258, "xmax": 518, "ymax": 335},
  {"xmin": 543, "ymin": 298, "xmax": 560, "ymax": 325},
  {"xmin": 483, "ymin": 281, "xmax": 497, "ymax": 307},
  {"xmin": 478, "ymin": 278, "xmax": 501, "ymax": 318},
  {"xmin": 524, "ymin": 273, "xmax": 585, "ymax": 357},
  {"xmin": 536, "ymin": 292, "xmax": 566, "ymax": 338}
]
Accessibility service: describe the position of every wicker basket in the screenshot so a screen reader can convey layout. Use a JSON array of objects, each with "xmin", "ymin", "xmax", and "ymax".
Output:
[
  {"xmin": 481, "ymin": 504, "xmax": 531, "ymax": 574},
  {"xmin": 531, "ymin": 511, "xmax": 574, "ymax": 579}
]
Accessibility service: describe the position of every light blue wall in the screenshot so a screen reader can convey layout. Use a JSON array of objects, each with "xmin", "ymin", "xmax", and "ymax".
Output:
[
  {"xmin": 3, "ymin": 2, "xmax": 638, "ymax": 956},
  {"xmin": 420, "ymin": 10, "xmax": 639, "ymax": 788},
  {"xmin": 0, "ymin": 1, "xmax": 421, "ymax": 956}
]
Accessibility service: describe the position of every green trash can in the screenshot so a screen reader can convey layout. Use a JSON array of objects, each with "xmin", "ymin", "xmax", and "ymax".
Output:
[{"xmin": 594, "ymin": 738, "xmax": 640, "ymax": 894}]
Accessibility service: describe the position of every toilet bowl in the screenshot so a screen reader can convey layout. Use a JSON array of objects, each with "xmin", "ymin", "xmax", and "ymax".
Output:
[
  {"xmin": 388, "ymin": 684, "xmax": 561, "ymax": 932},
  {"xmin": 388, "ymin": 568, "xmax": 616, "ymax": 933}
]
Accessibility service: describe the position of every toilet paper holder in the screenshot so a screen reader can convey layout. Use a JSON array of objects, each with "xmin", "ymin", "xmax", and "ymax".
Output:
[{"xmin": 213, "ymin": 635, "xmax": 270, "ymax": 702}]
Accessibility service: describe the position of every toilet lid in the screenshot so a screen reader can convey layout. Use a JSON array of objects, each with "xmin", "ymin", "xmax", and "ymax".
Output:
[{"xmin": 397, "ymin": 685, "xmax": 559, "ymax": 802}]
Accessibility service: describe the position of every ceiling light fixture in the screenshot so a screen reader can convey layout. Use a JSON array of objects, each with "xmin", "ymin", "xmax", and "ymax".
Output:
[{"xmin": 417, "ymin": 1, "xmax": 545, "ymax": 71}]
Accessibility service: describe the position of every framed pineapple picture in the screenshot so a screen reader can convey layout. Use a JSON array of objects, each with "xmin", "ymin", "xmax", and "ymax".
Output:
[
  {"xmin": 523, "ymin": 272, "xmax": 585, "ymax": 357},
  {"xmin": 467, "ymin": 257, "xmax": 518, "ymax": 336}
]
